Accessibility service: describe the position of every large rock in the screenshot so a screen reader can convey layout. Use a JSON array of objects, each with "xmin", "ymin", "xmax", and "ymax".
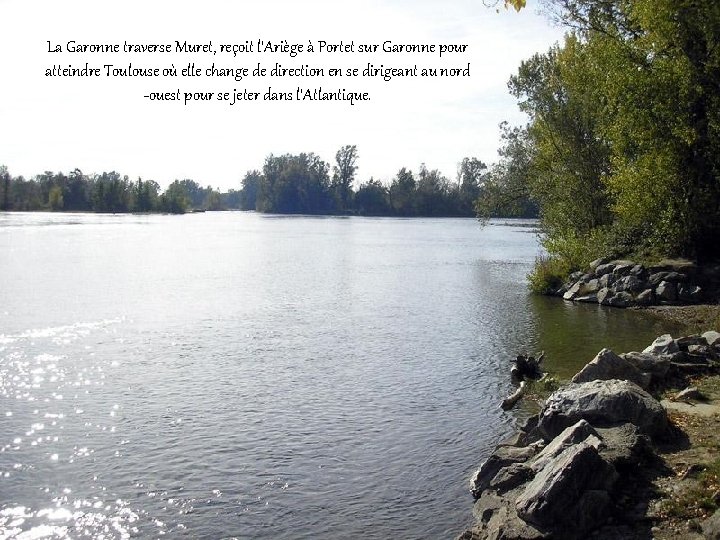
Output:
[
  {"xmin": 643, "ymin": 334, "xmax": 679, "ymax": 356},
  {"xmin": 595, "ymin": 423, "xmax": 651, "ymax": 469},
  {"xmin": 572, "ymin": 348, "xmax": 651, "ymax": 389},
  {"xmin": 471, "ymin": 445, "xmax": 538, "ymax": 497},
  {"xmin": 613, "ymin": 275, "xmax": 645, "ymax": 294},
  {"xmin": 516, "ymin": 442, "xmax": 618, "ymax": 536},
  {"xmin": 606, "ymin": 291, "xmax": 634, "ymax": 307},
  {"xmin": 594, "ymin": 263, "xmax": 616, "ymax": 277},
  {"xmin": 529, "ymin": 419, "xmax": 602, "ymax": 473},
  {"xmin": 537, "ymin": 379, "xmax": 669, "ymax": 441},
  {"xmin": 635, "ymin": 288, "xmax": 655, "ymax": 305},
  {"xmin": 702, "ymin": 330, "xmax": 720, "ymax": 348},
  {"xmin": 677, "ymin": 284, "xmax": 702, "ymax": 303},
  {"xmin": 656, "ymin": 280, "xmax": 678, "ymax": 301},
  {"xmin": 621, "ymin": 351, "xmax": 671, "ymax": 380}
]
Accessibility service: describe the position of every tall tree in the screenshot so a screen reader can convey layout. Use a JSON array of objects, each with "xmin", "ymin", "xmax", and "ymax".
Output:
[{"xmin": 332, "ymin": 145, "xmax": 358, "ymax": 212}]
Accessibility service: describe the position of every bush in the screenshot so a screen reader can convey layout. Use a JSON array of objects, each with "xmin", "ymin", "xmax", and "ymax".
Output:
[{"xmin": 528, "ymin": 254, "xmax": 573, "ymax": 294}]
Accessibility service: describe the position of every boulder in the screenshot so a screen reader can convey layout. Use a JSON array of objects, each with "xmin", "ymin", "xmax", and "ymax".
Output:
[
  {"xmin": 516, "ymin": 442, "xmax": 618, "ymax": 536},
  {"xmin": 470, "ymin": 492, "xmax": 548, "ymax": 540},
  {"xmin": 655, "ymin": 281, "xmax": 678, "ymax": 301},
  {"xmin": 589, "ymin": 258, "xmax": 610, "ymax": 272},
  {"xmin": 612, "ymin": 275, "xmax": 645, "ymax": 294},
  {"xmin": 634, "ymin": 288, "xmax": 655, "ymax": 305},
  {"xmin": 537, "ymin": 379, "xmax": 669, "ymax": 441},
  {"xmin": 563, "ymin": 281, "xmax": 583, "ymax": 301},
  {"xmin": 595, "ymin": 423, "xmax": 652, "ymax": 469},
  {"xmin": 621, "ymin": 351, "xmax": 671, "ymax": 380},
  {"xmin": 576, "ymin": 294, "xmax": 599, "ymax": 303},
  {"xmin": 597, "ymin": 287, "xmax": 612, "ymax": 305},
  {"xmin": 571, "ymin": 348, "xmax": 651, "ymax": 389},
  {"xmin": 594, "ymin": 263, "xmax": 616, "ymax": 277},
  {"xmin": 612, "ymin": 263, "xmax": 635, "ymax": 277},
  {"xmin": 648, "ymin": 272, "xmax": 670, "ymax": 286},
  {"xmin": 643, "ymin": 334, "xmax": 679, "ymax": 356},
  {"xmin": 598, "ymin": 272, "xmax": 616, "ymax": 288},
  {"xmin": 606, "ymin": 291, "xmax": 634, "ymax": 307},
  {"xmin": 489, "ymin": 463, "xmax": 534, "ymax": 494},
  {"xmin": 471, "ymin": 445, "xmax": 538, "ymax": 497},
  {"xmin": 703, "ymin": 330, "xmax": 720, "ymax": 348},
  {"xmin": 676, "ymin": 335, "xmax": 708, "ymax": 350},
  {"xmin": 630, "ymin": 264, "xmax": 648, "ymax": 279},
  {"xmin": 529, "ymin": 419, "xmax": 602, "ymax": 473}
]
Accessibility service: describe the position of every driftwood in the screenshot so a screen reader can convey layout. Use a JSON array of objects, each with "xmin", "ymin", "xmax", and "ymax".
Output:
[
  {"xmin": 502, "ymin": 351, "xmax": 547, "ymax": 410},
  {"xmin": 501, "ymin": 381, "xmax": 527, "ymax": 410}
]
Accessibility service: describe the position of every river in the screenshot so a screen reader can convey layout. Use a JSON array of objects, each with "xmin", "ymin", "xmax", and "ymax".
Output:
[{"xmin": 0, "ymin": 212, "xmax": 679, "ymax": 538}]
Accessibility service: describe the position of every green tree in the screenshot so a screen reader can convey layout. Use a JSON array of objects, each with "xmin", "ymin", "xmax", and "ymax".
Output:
[
  {"xmin": 355, "ymin": 178, "xmax": 391, "ymax": 215},
  {"xmin": 389, "ymin": 167, "xmax": 416, "ymax": 216},
  {"xmin": 332, "ymin": 145, "xmax": 358, "ymax": 212}
]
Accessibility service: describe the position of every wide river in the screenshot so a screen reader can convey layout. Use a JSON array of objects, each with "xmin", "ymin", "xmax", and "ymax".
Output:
[{"xmin": 0, "ymin": 212, "xmax": 679, "ymax": 539}]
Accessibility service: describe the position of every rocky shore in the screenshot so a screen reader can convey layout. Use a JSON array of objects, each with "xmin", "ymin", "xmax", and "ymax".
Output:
[
  {"xmin": 458, "ymin": 330, "xmax": 720, "ymax": 540},
  {"xmin": 550, "ymin": 259, "xmax": 720, "ymax": 308}
]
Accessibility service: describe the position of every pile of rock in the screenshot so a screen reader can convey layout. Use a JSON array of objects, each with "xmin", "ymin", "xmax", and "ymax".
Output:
[
  {"xmin": 552, "ymin": 259, "xmax": 720, "ymax": 308},
  {"xmin": 458, "ymin": 331, "xmax": 720, "ymax": 540}
]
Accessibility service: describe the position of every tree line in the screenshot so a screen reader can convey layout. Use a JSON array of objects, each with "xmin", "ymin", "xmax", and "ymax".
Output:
[
  {"xmin": 0, "ymin": 146, "xmax": 538, "ymax": 218},
  {"xmin": 500, "ymin": 0, "xmax": 720, "ymax": 272},
  {"xmin": 0, "ymin": 167, "xmax": 231, "ymax": 215}
]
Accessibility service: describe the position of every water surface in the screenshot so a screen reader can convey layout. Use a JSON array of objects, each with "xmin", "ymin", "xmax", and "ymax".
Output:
[{"xmin": 0, "ymin": 212, "xmax": 679, "ymax": 538}]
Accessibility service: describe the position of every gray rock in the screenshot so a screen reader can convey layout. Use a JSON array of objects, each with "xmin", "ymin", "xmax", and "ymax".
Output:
[
  {"xmin": 643, "ymin": 334, "xmax": 679, "ymax": 356},
  {"xmin": 621, "ymin": 351, "xmax": 671, "ymax": 379},
  {"xmin": 489, "ymin": 463, "xmax": 534, "ymax": 494},
  {"xmin": 537, "ymin": 379, "xmax": 669, "ymax": 441},
  {"xmin": 607, "ymin": 291, "xmax": 634, "ymax": 307},
  {"xmin": 585, "ymin": 278, "xmax": 601, "ymax": 293},
  {"xmin": 516, "ymin": 442, "xmax": 618, "ymax": 534},
  {"xmin": 599, "ymin": 272, "xmax": 617, "ymax": 288},
  {"xmin": 563, "ymin": 281, "xmax": 583, "ymax": 301},
  {"xmin": 612, "ymin": 275, "xmax": 645, "ymax": 294},
  {"xmin": 589, "ymin": 258, "xmax": 610, "ymax": 272},
  {"xmin": 594, "ymin": 263, "xmax": 616, "ymax": 277},
  {"xmin": 471, "ymin": 445, "xmax": 538, "ymax": 497},
  {"xmin": 572, "ymin": 348, "xmax": 651, "ymax": 389},
  {"xmin": 470, "ymin": 492, "xmax": 548, "ymax": 540},
  {"xmin": 569, "ymin": 270, "xmax": 585, "ymax": 282},
  {"xmin": 630, "ymin": 264, "xmax": 648, "ymax": 279},
  {"xmin": 597, "ymin": 287, "xmax": 612, "ymax": 305},
  {"xmin": 612, "ymin": 263, "xmax": 635, "ymax": 277},
  {"xmin": 530, "ymin": 419, "xmax": 602, "ymax": 473},
  {"xmin": 648, "ymin": 272, "xmax": 670, "ymax": 286},
  {"xmin": 703, "ymin": 330, "xmax": 720, "ymax": 348},
  {"xmin": 635, "ymin": 288, "xmax": 655, "ymax": 305},
  {"xmin": 664, "ymin": 271, "xmax": 687, "ymax": 282},
  {"xmin": 655, "ymin": 280, "xmax": 678, "ymax": 301},
  {"xmin": 595, "ymin": 423, "xmax": 651, "ymax": 469},
  {"xmin": 576, "ymin": 294, "xmax": 599, "ymax": 303},
  {"xmin": 702, "ymin": 508, "xmax": 720, "ymax": 540},
  {"xmin": 676, "ymin": 335, "xmax": 707, "ymax": 349}
]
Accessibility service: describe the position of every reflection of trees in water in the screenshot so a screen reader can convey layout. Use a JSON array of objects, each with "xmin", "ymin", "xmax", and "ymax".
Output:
[{"xmin": 528, "ymin": 295, "xmax": 684, "ymax": 379}]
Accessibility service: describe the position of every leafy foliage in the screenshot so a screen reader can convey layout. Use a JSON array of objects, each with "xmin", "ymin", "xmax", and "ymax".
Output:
[{"xmin": 508, "ymin": 0, "xmax": 720, "ymax": 266}]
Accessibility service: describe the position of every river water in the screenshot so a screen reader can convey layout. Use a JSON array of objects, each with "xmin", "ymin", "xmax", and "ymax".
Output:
[{"xmin": 0, "ymin": 212, "xmax": 679, "ymax": 539}]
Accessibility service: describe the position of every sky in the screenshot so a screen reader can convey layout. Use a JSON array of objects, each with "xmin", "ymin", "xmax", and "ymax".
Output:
[{"xmin": 0, "ymin": 0, "xmax": 565, "ymax": 191}]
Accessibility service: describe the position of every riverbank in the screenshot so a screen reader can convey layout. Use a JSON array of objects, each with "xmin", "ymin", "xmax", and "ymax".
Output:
[{"xmin": 458, "ymin": 330, "xmax": 720, "ymax": 539}]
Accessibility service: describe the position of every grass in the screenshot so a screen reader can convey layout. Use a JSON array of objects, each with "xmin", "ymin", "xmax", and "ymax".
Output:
[{"xmin": 657, "ymin": 456, "xmax": 720, "ymax": 520}]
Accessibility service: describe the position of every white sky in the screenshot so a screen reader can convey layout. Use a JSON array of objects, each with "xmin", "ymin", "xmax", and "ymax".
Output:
[{"xmin": 0, "ymin": 0, "xmax": 564, "ymax": 191}]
